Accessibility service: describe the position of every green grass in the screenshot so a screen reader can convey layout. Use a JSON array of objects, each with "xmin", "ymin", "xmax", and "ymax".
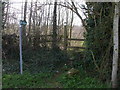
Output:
[
  {"xmin": 2, "ymin": 71, "xmax": 110, "ymax": 88},
  {"xmin": 3, "ymin": 72, "xmax": 54, "ymax": 88},
  {"xmin": 57, "ymin": 73, "xmax": 109, "ymax": 88}
]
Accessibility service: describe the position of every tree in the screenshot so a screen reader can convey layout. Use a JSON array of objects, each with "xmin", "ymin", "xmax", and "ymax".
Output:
[
  {"xmin": 28, "ymin": 1, "xmax": 33, "ymax": 46},
  {"xmin": 0, "ymin": 1, "xmax": 2, "ymax": 88},
  {"xmin": 22, "ymin": 0, "xmax": 27, "ymax": 47},
  {"xmin": 58, "ymin": 1, "xmax": 87, "ymax": 30},
  {"xmin": 2, "ymin": 1, "xmax": 9, "ymax": 30},
  {"xmin": 28, "ymin": 1, "xmax": 33, "ymax": 36},
  {"xmin": 83, "ymin": 2, "xmax": 115, "ymax": 81},
  {"xmin": 111, "ymin": 2, "xmax": 119, "ymax": 88},
  {"xmin": 0, "ymin": 3, "xmax": 1, "ymax": 26},
  {"xmin": 69, "ymin": 7, "xmax": 74, "ymax": 39},
  {"xmin": 71, "ymin": 1, "xmax": 86, "ymax": 27},
  {"xmin": 52, "ymin": 0, "xmax": 58, "ymax": 50},
  {"xmin": 32, "ymin": 1, "xmax": 37, "ymax": 48}
]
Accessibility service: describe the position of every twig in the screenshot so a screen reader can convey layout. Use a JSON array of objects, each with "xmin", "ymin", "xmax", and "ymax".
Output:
[{"xmin": 90, "ymin": 50, "xmax": 100, "ymax": 72}]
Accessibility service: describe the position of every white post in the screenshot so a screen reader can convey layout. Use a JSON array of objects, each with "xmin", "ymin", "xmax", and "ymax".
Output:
[
  {"xmin": 19, "ymin": 24, "xmax": 23, "ymax": 74},
  {"xmin": 111, "ymin": 2, "xmax": 119, "ymax": 88}
]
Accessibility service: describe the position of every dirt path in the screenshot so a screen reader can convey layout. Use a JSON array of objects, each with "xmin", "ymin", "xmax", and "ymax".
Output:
[{"xmin": 46, "ymin": 72, "xmax": 63, "ymax": 88}]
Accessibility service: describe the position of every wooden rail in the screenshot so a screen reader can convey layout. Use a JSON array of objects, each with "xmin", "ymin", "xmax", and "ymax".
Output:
[
  {"xmin": 67, "ymin": 46, "xmax": 86, "ymax": 49},
  {"xmin": 67, "ymin": 38, "xmax": 85, "ymax": 41},
  {"xmin": 67, "ymin": 38, "xmax": 85, "ymax": 49}
]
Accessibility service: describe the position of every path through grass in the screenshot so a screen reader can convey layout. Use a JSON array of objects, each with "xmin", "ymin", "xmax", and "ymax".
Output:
[{"xmin": 2, "ymin": 70, "xmax": 109, "ymax": 88}]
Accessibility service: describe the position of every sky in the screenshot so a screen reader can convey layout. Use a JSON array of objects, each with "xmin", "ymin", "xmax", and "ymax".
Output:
[{"xmin": 8, "ymin": 0, "xmax": 86, "ymax": 26}]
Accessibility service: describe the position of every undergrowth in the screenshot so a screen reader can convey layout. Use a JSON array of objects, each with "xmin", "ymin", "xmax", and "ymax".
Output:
[
  {"xmin": 2, "ymin": 48, "xmax": 110, "ymax": 88},
  {"xmin": 57, "ymin": 73, "xmax": 109, "ymax": 88},
  {"xmin": 3, "ymin": 48, "xmax": 68, "ymax": 74},
  {"xmin": 3, "ymin": 71, "xmax": 109, "ymax": 88}
]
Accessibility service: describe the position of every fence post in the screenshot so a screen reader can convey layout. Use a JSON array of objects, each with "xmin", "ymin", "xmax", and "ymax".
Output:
[{"xmin": 64, "ymin": 22, "xmax": 68, "ymax": 51}]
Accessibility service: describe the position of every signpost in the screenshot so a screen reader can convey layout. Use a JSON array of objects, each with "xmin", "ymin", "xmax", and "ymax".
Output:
[{"xmin": 19, "ymin": 20, "xmax": 27, "ymax": 74}]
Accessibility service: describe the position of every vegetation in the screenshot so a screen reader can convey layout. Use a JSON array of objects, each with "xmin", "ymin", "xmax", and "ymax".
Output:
[
  {"xmin": 83, "ymin": 2, "xmax": 114, "ymax": 81},
  {"xmin": 83, "ymin": 3, "xmax": 120, "ymax": 87},
  {"xmin": 3, "ymin": 72, "xmax": 53, "ymax": 88},
  {"xmin": 3, "ymin": 48, "xmax": 68, "ymax": 74},
  {"xmin": 58, "ymin": 74, "xmax": 108, "ymax": 88},
  {"xmin": 3, "ymin": 71, "xmax": 109, "ymax": 88},
  {"xmin": 1, "ymin": 0, "xmax": 120, "ymax": 89}
]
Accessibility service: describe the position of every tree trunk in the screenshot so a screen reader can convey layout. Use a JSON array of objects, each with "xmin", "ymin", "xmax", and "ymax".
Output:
[
  {"xmin": 111, "ymin": 2, "xmax": 119, "ymax": 88},
  {"xmin": 22, "ymin": 0, "xmax": 27, "ymax": 48},
  {"xmin": 0, "ymin": 1, "xmax": 2, "ymax": 30},
  {"xmin": 57, "ymin": 4, "xmax": 61, "ymax": 35},
  {"xmin": 32, "ymin": 1, "xmax": 37, "ymax": 49},
  {"xmin": 2, "ymin": 2, "xmax": 9, "ymax": 30},
  {"xmin": 28, "ymin": 1, "xmax": 33, "ymax": 46},
  {"xmin": 71, "ymin": 1, "xmax": 86, "ymax": 28},
  {"xmin": 52, "ymin": 0, "xmax": 57, "ymax": 50},
  {"xmin": 70, "ymin": 9, "xmax": 73, "ymax": 39},
  {"xmin": 0, "ymin": 1, "xmax": 2, "ymax": 88}
]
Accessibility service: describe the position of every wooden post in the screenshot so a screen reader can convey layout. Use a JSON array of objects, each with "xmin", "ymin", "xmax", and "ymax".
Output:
[
  {"xmin": 111, "ymin": 2, "xmax": 119, "ymax": 88},
  {"xmin": 64, "ymin": 22, "xmax": 68, "ymax": 51}
]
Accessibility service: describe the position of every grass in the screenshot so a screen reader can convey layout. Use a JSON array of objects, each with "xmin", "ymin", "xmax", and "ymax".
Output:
[
  {"xmin": 57, "ymin": 73, "xmax": 109, "ymax": 88},
  {"xmin": 2, "ymin": 70, "xmax": 110, "ymax": 88},
  {"xmin": 3, "ymin": 72, "xmax": 54, "ymax": 88}
]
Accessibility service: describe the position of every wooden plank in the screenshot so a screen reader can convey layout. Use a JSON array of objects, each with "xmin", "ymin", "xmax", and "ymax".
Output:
[
  {"xmin": 33, "ymin": 35, "xmax": 62, "ymax": 37},
  {"xmin": 39, "ymin": 35, "xmax": 52, "ymax": 37},
  {"xmin": 67, "ymin": 46, "xmax": 86, "ymax": 49},
  {"xmin": 68, "ymin": 38, "xmax": 85, "ymax": 41}
]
